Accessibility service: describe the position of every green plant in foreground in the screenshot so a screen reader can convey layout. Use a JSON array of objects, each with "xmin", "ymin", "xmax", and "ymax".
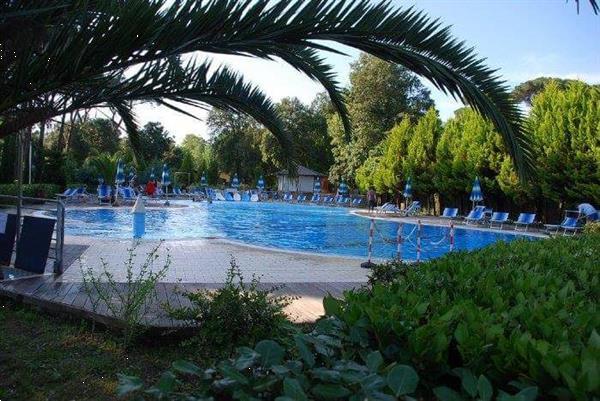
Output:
[
  {"xmin": 81, "ymin": 242, "xmax": 171, "ymax": 346},
  {"xmin": 335, "ymin": 234, "xmax": 600, "ymax": 401},
  {"xmin": 167, "ymin": 258, "xmax": 293, "ymax": 350},
  {"xmin": 118, "ymin": 316, "xmax": 536, "ymax": 400}
]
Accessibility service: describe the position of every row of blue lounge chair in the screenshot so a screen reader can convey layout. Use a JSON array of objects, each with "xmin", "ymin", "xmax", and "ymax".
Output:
[
  {"xmin": 280, "ymin": 193, "xmax": 363, "ymax": 206},
  {"xmin": 442, "ymin": 205, "xmax": 589, "ymax": 234}
]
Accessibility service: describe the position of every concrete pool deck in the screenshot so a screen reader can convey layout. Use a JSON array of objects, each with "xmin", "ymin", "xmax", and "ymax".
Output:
[{"xmin": 0, "ymin": 235, "xmax": 370, "ymax": 325}]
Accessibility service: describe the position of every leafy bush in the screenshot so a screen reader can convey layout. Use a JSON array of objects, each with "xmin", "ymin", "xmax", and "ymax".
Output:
[
  {"xmin": 0, "ymin": 183, "xmax": 61, "ymax": 199},
  {"xmin": 167, "ymin": 258, "xmax": 293, "ymax": 349},
  {"xmin": 367, "ymin": 261, "xmax": 409, "ymax": 286},
  {"xmin": 333, "ymin": 234, "xmax": 600, "ymax": 401},
  {"xmin": 118, "ymin": 316, "xmax": 536, "ymax": 401},
  {"xmin": 583, "ymin": 221, "xmax": 600, "ymax": 234},
  {"xmin": 81, "ymin": 242, "xmax": 170, "ymax": 346}
]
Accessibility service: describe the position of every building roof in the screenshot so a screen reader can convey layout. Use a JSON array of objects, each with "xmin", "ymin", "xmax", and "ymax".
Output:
[{"xmin": 276, "ymin": 164, "xmax": 325, "ymax": 177}]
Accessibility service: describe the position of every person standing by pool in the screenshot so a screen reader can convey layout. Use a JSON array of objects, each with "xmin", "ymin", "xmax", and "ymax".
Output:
[
  {"xmin": 367, "ymin": 187, "xmax": 376, "ymax": 213},
  {"xmin": 146, "ymin": 180, "xmax": 156, "ymax": 197}
]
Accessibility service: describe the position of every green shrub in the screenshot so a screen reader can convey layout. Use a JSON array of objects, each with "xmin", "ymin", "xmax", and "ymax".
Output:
[
  {"xmin": 367, "ymin": 261, "xmax": 409, "ymax": 286},
  {"xmin": 167, "ymin": 258, "xmax": 293, "ymax": 350},
  {"xmin": 118, "ymin": 316, "xmax": 537, "ymax": 401},
  {"xmin": 583, "ymin": 221, "xmax": 600, "ymax": 234},
  {"xmin": 0, "ymin": 183, "xmax": 61, "ymax": 199},
  {"xmin": 334, "ymin": 234, "xmax": 600, "ymax": 401}
]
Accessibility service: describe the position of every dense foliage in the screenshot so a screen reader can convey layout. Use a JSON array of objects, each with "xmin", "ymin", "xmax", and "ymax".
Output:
[
  {"xmin": 333, "ymin": 234, "xmax": 600, "ymax": 401},
  {"xmin": 0, "ymin": 183, "xmax": 60, "ymax": 198},
  {"xmin": 167, "ymin": 259, "xmax": 293, "ymax": 350},
  {"xmin": 115, "ymin": 234, "xmax": 600, "ymax": 401}
]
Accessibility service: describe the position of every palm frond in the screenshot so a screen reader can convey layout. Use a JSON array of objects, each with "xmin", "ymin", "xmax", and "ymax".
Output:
[{"xmin": 1, "ymin": 0, "xmax": 551, "ymax": 178}]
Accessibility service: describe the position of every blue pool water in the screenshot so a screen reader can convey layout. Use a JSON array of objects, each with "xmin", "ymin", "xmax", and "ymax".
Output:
[{"xmin": 65, "ymin": 202, "xmax": 535, "ymax": 260}]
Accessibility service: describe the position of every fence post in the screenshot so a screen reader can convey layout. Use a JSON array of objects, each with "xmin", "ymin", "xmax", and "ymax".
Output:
[
  {"xmin": 416, "ymin": 219, "xmax": 422, "ymax": 263},
  {"xmin": 449, "ymin": 222, "xmax": 455, "ymax": 252},
  {"xmin": 361, "ymin": 218, "xmax": 377, "ymax": 268},
  {"xmin": 396, "ymin": 223, "xmax": 402, "ymax": 262}
]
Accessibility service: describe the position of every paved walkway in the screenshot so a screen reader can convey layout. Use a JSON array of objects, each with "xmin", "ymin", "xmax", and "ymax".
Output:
[{"xmin": 1, "ymin": 236, "xmax": 369, "ymax": 325}]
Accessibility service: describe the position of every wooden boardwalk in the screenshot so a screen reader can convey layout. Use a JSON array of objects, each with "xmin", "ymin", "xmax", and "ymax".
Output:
[{"xmin": 0, "ymin": 274, "xmax": 362, "ymax": 329}]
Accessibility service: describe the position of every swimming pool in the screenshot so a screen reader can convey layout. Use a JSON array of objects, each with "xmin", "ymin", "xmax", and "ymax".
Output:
[{"xmin": 65, "ymin": 201, "xmax": 535, "ymax": 260}]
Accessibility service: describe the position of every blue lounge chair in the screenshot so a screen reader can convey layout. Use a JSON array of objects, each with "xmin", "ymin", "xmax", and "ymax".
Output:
[
  {"xmin": 352, "ymin": 198, "xmax": 363, "ymax": 206},
  {"xmin": 441, "ymin": 207, "xmax": 459, "ymax": 219},
  {"xmin": 465, "ymin": 206, "xmax": 486, "ymax": 225},
  {"xmin": 57, "ymin": 187, "xmax": 77, "ymax": 199},
  {"xmin": 489, "ymin": 212, "xmax": 509, "ymax": 229},
  {"xmin": 241, "ymin": 192, "xmax": 251, "ymax": 202},
  {"xmin": 14, "ymin": 216, "xmax": 56, "ymax": 274},
  {"xmin": 118, "ymin": 187, "xmax": 137, "ymax": 204},
  {"xmin": 323, "ymin": 196, "xmax": 334, "ymax": 204},
  {"xmin": 514, "ymin": 213, "xmax": 536, "ymax": 231},
  {"xmin": 310, "ymin": 194, "xmax": 320, "ymax": 203},
  {"xmin": 97, "ymin": 184, "xmax": 112, "ymax": 204},
  {"xmin": 560, "ymin": 217, "xmax": 583, "ymax": 235},
  {"xmin": 297, "ymin": 194, "xmax": 307, "ymax": 202},
  {"xmin": 172, "ymin": 187, "xmax": 184, "ymax": 197},
  {"xmin": 225, "ymin": 192, "xmax": 234, "ymax": 201},
  {"xmin": 59, "ymin": 187, "xmax": 88, "ymax": 202},
  {"xmin": 401, "ymin": 200, "xmax": 421, "ymax": 216}
]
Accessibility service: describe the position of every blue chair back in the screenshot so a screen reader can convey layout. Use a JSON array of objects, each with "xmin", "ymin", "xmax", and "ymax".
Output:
[
  {"xmin": 517, "ymin": 213, "xmax": 535, "ymax": 224},
  {"xmin": 442, "ymin": 207, "xmax": 458, "ymax": 218},
  {"xmin": 467, "ymin": 208, "xmax": 483, "ymax": 220},
  {"xmin": 15, "ymin": 216, "xmax": 56, "ymax": 274},
  {"xmin": 491, "ymin": 212, "xmax": 509, "ymax": 222},
  {"xmin": 561, "ymin": 217, "xmax": 579, "ymax": 228}
]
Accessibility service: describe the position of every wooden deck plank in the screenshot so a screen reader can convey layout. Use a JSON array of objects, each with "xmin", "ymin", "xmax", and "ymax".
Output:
[{"xmin": 1, "ymin": 278, "xmax": 358, "ymax": 329}]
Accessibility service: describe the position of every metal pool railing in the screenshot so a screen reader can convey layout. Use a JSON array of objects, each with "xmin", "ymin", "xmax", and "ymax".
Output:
[{"xmin": 0, "ymin": 195, "xmax": 66, "ymax": 274}]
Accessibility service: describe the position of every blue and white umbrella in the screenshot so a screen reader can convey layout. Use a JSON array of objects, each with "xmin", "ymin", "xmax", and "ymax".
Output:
[
  {"xmin": 231, "ymin": 173, "xmax": 240, "ymax": 188},
  {"xmin": 578, "ymin": 203, "xmax": 598, "ymax": 221},
  {"xmin": 200, "ymin": 172, "xmax": 207, "ymax": 187},
  {"xmin": 403, "ymin": 176, "xmax": 412, "ymax": 199},
  {"xmin": 115, "ymin": 159, "xmax": 125, "ymax": 185},
  {"xmin": 162, "ymin": 164, "xmax": 171, "ymax": 187},
  {"xmin": 338, "ymin": 179, "xmax": 348, "ymax": 195},
  {"xmin": 470, "ymin": 176, "xmax": 484, "ymax": 206},
  {"xmin": 162, "ymin": 164, "xmax": 171, "ymax": 204},
  {"xmin": 313, "ymin": 176, "xmax": 321, "ymax": 193},
  {"xmin": 257, "ymin": 175, "xmax": 265, "ymax": 190},
  {"xmin": 150, "ymin": 169, "xmax": 155, "ymax": 180}
]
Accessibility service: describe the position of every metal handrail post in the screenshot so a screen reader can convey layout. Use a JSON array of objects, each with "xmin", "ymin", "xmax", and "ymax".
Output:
[{"xmin": 54, "ymin": 200, "xmax": 66, "ymax": 274}]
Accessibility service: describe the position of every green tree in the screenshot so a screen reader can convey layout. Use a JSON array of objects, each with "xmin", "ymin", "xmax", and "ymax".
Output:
[
  {"xmin": 403, "ymin": 108, "xmax": 442, "ymax": 199},
  {"xmin": 133, "ymin": 122, "xmax": 176, "ymax": 166},
  {"xmin": 526, "ymin": 80, "xmax": 600, "ymax": 211},
  {"xmin": 433, "ymin": 108, "xmax": 510, "ymax": 210},
  {"xmin": 208, "ymin": 109, "xmax": 265, "ymax": 184},
  {"xmin": 329, "ymin": 54, "xmax": 434, "ymax": 182},
  {"xmin": 512, "ymin": 77, "xmax": 600, "ymax": 106}
]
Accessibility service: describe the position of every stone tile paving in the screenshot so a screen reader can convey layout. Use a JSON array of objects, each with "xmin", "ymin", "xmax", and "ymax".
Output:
[{"xmin": 61, "ymin": 236, "xmax": 370, "ymax": 284}]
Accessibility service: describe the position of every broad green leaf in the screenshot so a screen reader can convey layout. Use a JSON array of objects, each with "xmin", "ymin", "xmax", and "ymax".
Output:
[
  {"xmin": 235, "ymin": 347, "xmax": 260, "ymax": 370},
  {"xmin": 145, "ymin": 371, "xmax": 176, "ymax": 398},
  {"xmin": 255, "ymin": 339, "xmax": 285, "ymax": 367},
  {"xmin": 171, "ymin": 360, "xmax": 202, "ymax": 376},
  {"xmin": 366, "ymin": 351, "xmax": 383, "ymax": 372},
  {"xmin": 433, "ymin": 386, "xmax": 464, "ymax": 401},
  {"xmin": 323, "ymin": 295, "xmax": 343, "ymax": 316},
  {"xmin": 387, "ymin": 365, "xmax": 419, "ymax": 396},
  {"xmin": 283, "ymin": 378, "xmax": 308, "ymax": 401},
  {"xmin": 311, "ymin": 367, "xmax": 342, "ymax": 382},
  {"xmin": 116, "ymin": 374, "xmax": 144, "ymax": 397},
  {"xmin": 312, "ymin": 384, "xmax": 352, "ymax": 399},
  {"xmin": 294, "ymin": 335, "xmax": 315, "ymax": 367},
  {"xmin": 219, "ymin": 362, "xmax": 250, "ymax": 385},
  {"xmin": 453, "ymin": 368, "xmax": 477, "ymax": 397},
  {"xmin": 515, "ymin": 387, "xmax": 538, "ymax": 401},
  {"xmin": 477, "ymin": 375, "xmax": 493, "ymax": 401}
]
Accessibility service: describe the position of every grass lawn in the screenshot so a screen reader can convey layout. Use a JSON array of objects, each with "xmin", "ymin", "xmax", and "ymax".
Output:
[{"xmin": 0, "ymin": 299, "xmax": 215, "ymax": 401}]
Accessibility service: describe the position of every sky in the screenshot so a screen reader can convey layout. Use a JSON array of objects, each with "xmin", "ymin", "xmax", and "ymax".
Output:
[{"xmin": 134, "ymin": 0, "xmax": 600, "ymax": 143}]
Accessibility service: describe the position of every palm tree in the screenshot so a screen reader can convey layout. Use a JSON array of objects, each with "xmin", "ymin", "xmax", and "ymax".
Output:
[{"xmin": 2, "ymin": 0, "xmax": 594, "ymax": 177}]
